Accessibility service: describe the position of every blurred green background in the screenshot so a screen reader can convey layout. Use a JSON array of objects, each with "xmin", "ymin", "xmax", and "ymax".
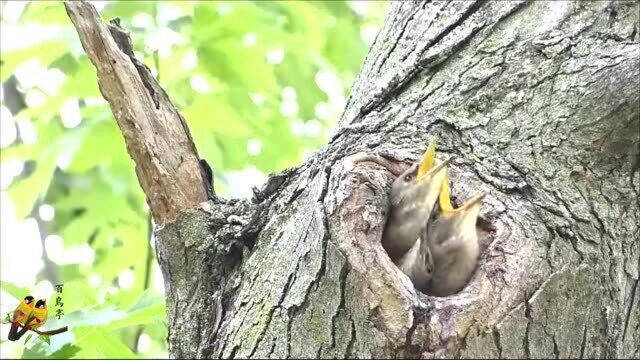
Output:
[{"xmin": 0, "ymin": 0, "xmax": 386, "ymax": 358}]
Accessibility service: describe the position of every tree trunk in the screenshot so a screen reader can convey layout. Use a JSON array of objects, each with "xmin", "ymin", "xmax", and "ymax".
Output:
[{"xmin": 68, "ymin": 0, "xmax": 639, "ymax": 358}]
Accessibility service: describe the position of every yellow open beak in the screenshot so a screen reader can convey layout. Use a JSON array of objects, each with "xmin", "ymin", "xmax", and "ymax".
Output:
[
  {"xmin": 441, "ymin": 184, "xmax": 486, "ymax": 214},
  {"xmin": 416, "ymin": 141, "xmax": 437, "ymax": 181},
  {"xmin": 458, "ymin": 192, "xmax": 487, "ymax": 211}
]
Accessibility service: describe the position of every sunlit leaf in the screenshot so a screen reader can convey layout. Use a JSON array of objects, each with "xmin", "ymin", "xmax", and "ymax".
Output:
[
  {"xmin": 71, "ymin": 327, "xmax": 138, "ymax": 358},
  {"xmin": 0, "ymin": 281, "xmax": 32, "ymax": 300},
  {"xmin": 49, "ymin": 344, "xmax": 82, "ymax": 359},
  {"xmin": 66, "ymin": 120, "xmax": 124, "ymax": 174},
  {"xmin": 22, "ymin": 2, "xmax": 71, "ymax": 25},
  {"xmin": 0, "ymin": 41, "xmax": 70, "ymax": 82},
  {"xmin": 38, "ymin": 334, "xmax": 50, "ymax": 345},
  {"xmin": 104, "ymin": 293, "xmax": 165, "ymax": 330},
  {"xmin": 8, "ymin": 160, "xmax": 58, "ymax": 219}
]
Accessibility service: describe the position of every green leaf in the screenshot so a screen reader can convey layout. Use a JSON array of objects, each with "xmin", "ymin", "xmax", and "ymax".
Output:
[
  {"xmin": 71, "ymin": 327, "xmax": 138, "ymax": 359},
  {"xmin": 7, "ymin": 159, "xmax": 58, "ymax": 219},
  {"xmin": 104, "ymin": 292, "xmax": 165, "ymax": 330},
  {"xmin": 60, "ymin": 307, "xmax": 127, "ymax": 328},
  {"xmin": 1, "ymin": 281, "xmax": 32, "ymax": 300},
  {"xmin": 324, "ymin": 17, "xmax": 366, "ymax": 74},
  {"xmin": 66, "ymin": 120, "xmax": 124, "ymax": 174},
  {"xmin": 24, "ymin": 333, "xmax": 33, "ymax": 345},
  {"xmin": 57, "ymin": 179, "xmax": 145, "ymax": 253},
  {"xmin": 4, "ymin": 120, "xmax": 73, "ymax": 220},
  {"xmin": 49, "ymin": 344, "xmax": 82, "ymax": 359},
  {"xmin": 38, "ymin": 335, "xmax": 51, "ymax": 345},
  {"xmin": 21, "ymin": 344, "xmax": 47, "ymax": 359},
  {"xmin": 183, "ymin": 95, "xmax": 252, "ymax": 137},
  {"xmin": 100, "ymin": 1, "xmax": 156, "ymax": 22},
  {"xmin": 21, "ymin": 2, "xmax": 72, "ymax": 25},
  {"xmin": 59, "ymin": 214, "xmax": 97, "ymax": 247},
  {"xmin": 57, "ymin": 59, "xmax": 103, "ymax": 99},
  {"xmin": 0, "ymin": 41, "xmax": 70, "ymax": 82},
  {"xmin": 44, "ymin": 280, "xmax": 96, "ymax": 314}
]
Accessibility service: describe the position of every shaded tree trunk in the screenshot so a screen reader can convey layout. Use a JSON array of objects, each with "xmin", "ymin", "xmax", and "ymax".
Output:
[{"xmin": 68, "ymin": 0, "xmax": 639, "ymax": 358}]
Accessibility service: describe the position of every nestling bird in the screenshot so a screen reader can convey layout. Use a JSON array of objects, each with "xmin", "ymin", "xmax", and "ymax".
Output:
[
  {"xmin": 396, "ymin": 225, "xmax": 435, "ymax": 291},
  {"xmin": 7, "ymin": 295, "xmax": 34, "ymax": 341},
  {"xmin": 423, "ymin": 172, "xmax": 486, "ymax": 296},
  {"xmin": 382, "ymin": 141, "xmax": 450, "ymax": 262}
]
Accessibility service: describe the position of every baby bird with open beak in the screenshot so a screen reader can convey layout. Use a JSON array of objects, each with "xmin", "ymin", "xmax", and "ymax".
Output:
[
  {"xmin": 382, "ymin": 142, "xmax": 450, "ymax": 263},
  {"xmin": 422, "ymin": 171, "xmax": 486, "ymax": 296}
]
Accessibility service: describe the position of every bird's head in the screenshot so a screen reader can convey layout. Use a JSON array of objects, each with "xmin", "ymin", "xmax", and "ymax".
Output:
[
  {"xmin": 23, "ymin": 296, "xmax": 35, "ymax": 307},
  {"xmin": 439, "ymin": 176, "xmax": 486, "ymax": 229},
  {"xmin": 35, "ymin": 299, "xmax": 46, "ymax": 310},
  {"xmin": 390, "ymin": 141, "xmax": 450, "ymax": 207}
]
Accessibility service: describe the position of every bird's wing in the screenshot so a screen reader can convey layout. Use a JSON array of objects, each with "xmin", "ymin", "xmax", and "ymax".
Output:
[
  {"xmin": 419, "ymin": 220, "xmax": 435, "ymax": 273},
  {"xmin": 398, "ymin": 237, "xmax": 433, "ymax": 290},
  {"xmin": 30, "ymin": 310, "xmax": 48, "ymax": 329},
  {"xmin": 11, "ymin": 308, "xmax": 21, "ymax": 323},
  {"xmin": 41, "ymin": 311, "xmax": 48, "ymax": 326}
]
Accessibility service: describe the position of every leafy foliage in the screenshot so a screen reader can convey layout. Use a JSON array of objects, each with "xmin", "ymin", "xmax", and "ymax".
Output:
[{"xmin": 0, "ymin": 0, "xmax": 386, "ymax": 358}]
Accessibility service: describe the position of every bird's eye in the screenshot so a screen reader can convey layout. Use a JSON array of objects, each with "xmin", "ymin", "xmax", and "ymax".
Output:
[{"xmin": 404, "ymin": 174, "xmax": 413, "ymax": 182}]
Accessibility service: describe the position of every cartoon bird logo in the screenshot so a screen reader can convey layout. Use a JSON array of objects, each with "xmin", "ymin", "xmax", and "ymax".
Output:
[
  {"xmin": 7, "ymin": 295, "xmax": 35, "ymax": 341},
  {"xmin": 8, "ymin": 296, "xmax": 67, "ymax": 341}
]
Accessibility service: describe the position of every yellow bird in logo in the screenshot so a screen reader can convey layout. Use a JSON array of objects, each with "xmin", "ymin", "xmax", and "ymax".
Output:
[
  {"xmin": 7, "ymin": 295, "xmax": 35, "ymax": 341},
  {"xmin": 26, "ymin": 299, "xmax": 48, "ymax": 330}
]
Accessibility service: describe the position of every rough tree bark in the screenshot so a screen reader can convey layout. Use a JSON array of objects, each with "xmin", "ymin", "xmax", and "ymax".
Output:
[
  {"xmin": 66, "ymin": 2, "xmax": 210, "ymax": 225},
  {"xmin": 67, "ymin": 0, "xmax": 639, "ymax": 358}
]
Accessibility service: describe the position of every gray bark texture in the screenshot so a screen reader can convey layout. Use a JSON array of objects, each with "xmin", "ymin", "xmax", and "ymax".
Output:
[{"xmin": 153, "ymin": 0, "xmax": 640, "ymax": 358}]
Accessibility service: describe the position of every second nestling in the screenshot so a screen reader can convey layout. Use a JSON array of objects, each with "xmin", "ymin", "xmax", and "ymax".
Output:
[{"xmin": 382, "ymin": 141, "xmax": 486, "ymax": 297}]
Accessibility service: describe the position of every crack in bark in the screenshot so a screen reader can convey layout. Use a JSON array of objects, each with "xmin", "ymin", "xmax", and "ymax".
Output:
[
  {"xmin": 377, "ymin": 2, "xmax": 426, "ymax": 71},
  {"xmin": 404, "ymin": 310, "xmax": 420, "ymax": 358},
  {"xmin": 247, "ymin": 197, "xmax": 328, "ymax": 358},
  {"xmin": 106, "ymin": 19, "xmax": 160, "ymax": 109},
  {"xmin": 413, "ymin": 77, "xmax": 445, "ymax": 111},
  {"xmin": 552, "ymin": 333, "xmax": 560, "ymax": 359},
  {"xmin": 404, "ymin": 300, "xmax": 434, "ymax": 358},
  {"xmin": 358, "ymin": 0, "xmax": 485, "ymax": 119},
  {"xmin": 218, "ymin": 299, "xmax": 252, "ymax": 358},
  {"xmin": 400, "ymin": 1, "xmax": 451, "ymax": 62},
  {"xmin": 285, "ymin": 309, "xmax": 292, "ymax": 359},
  {"xmin": 492, "ymin": 327, "xmax": 503, "ymax": 359},
  {"xmin": 331, "ymin": 258, "xmax": 349, "ymax": 348},
  {"xmin": 228, "ymin": 344, "xmax": 239, "ymax": 359},
  {"xmin": 246, "ymin": 304, "xmax": 279, "ymax": 358},
  {"xmin": 345, "ymin": 317, "xmax": 356, "ymax": 358},
  {"xmin": 555, "ymin": 225, "xmax": 586, "ymax": 262},
  {"xmin": 267, "ymin": 340, "xmax": 277, "ymax": 359},
  {"xmin": 201, "ymin": 293, "xmax": 224, "ymax": 358},
  {"xmin": 622, "ymin": 277, "xmax": 639, "ymax": 340},
  {"xmin": 579, "ymin": 323, "xmax": 588, "ymax": 359},
  {"xmin": 523, "ymin": 295, "xmax": 533, "ymax": 359}
]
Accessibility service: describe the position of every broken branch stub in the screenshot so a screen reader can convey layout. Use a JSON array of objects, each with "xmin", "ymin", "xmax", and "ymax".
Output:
[{"xmin": 64, "ymin": 0, "xmax": 208, "ymax": 224}]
